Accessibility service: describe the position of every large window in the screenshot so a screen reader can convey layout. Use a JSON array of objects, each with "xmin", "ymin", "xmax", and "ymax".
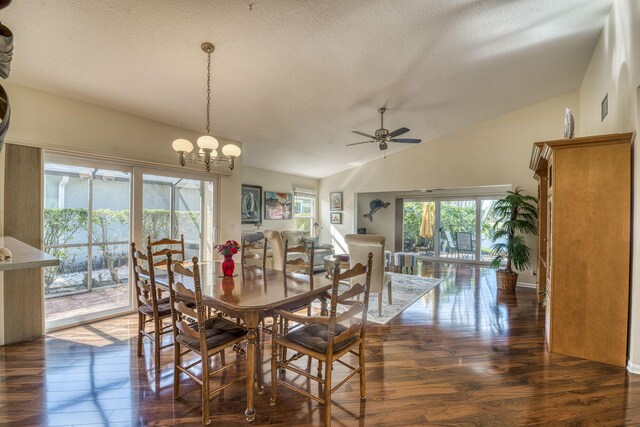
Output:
[
  {"xmin": 294, "ymin": 190, "xmax": 316, "ymax": 233},
  {"xmin": 142, "ymin": 173, "xmax": 215, "ymax": 262},
  {"xmin": 43, "ymin": 155, "xmax": 218, "ymax": 330},
  {"xmin": 44, "ymin": 161, "xmax": 132, "ymax": 327},
  {"xmin": 402, "ymin": 195, "xmax": 504, "ymax": 263}
]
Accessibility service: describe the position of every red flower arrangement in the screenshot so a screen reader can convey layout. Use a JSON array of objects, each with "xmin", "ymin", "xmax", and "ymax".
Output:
[{"xmin": 214, "ymin": 240, "xmax": 240, "ymax": 257}]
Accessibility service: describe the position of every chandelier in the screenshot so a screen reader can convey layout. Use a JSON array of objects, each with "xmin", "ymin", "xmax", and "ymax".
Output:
[{"xmin": 171, "ymin": 42, "xmax": 241, "ymax": 171}]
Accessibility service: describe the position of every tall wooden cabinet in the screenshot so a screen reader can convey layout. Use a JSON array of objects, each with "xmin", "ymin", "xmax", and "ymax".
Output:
[{"xmin": 530, "ymin": 133, "xmax": 632, "ymax": 367}]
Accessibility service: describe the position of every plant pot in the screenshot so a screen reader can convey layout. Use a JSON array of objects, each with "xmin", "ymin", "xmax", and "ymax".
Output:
[{"xmin": 496, "ymin": 269, "xmax": 518, "ymax": 292}]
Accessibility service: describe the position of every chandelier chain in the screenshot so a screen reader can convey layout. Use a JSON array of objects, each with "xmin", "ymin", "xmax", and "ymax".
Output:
[{"xmin": 206, "ymin": 50, "xmax": 211, "ymax": 135}]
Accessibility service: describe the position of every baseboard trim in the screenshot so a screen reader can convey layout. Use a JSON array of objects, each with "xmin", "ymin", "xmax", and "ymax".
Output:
[
  {"xmin": 627, "ymin": 359, "xmax": 640, "ymax": 375},
  {"xmin": 516, "ymin": 282, "xmax": 536, "ymax": 289}
]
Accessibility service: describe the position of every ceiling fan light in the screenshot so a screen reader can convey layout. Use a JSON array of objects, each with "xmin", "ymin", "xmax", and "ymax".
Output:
[
  {"xmin": 222, "ymin": 143, "xmax": 241, "ymax": 157},
  {"xmin": 380, "ymin": 141, "xmax": 388, "ymax": 150},
  {"xmin": 197, "ymin": 135, "xmax": 219, "ymax": 150},
  {"xmin": 172, "ymin": 138, "xmax": 194, "ymax": 153}
]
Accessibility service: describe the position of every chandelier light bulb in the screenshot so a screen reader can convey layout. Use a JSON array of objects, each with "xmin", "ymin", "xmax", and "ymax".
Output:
[
  {"xmin": 172, "ymin": 138, "xmax": 194, "ymax": 153},
  {"xmin": 222, "ymin": 144, "xmax": 242, "ymax": 158},
  {"xmin": 197, "ymin": 135, "xmax": 219, "ymax": 151}
]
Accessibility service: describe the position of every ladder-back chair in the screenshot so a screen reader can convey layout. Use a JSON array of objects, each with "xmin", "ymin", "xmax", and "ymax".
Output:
[
  {"xmin": 270, "ymin": 253, "xmax": 373, "ymax": 426},
  {"xmin": 131, "ymin": 242, "xmax": 174, "ymax": 373},
  {"xmin": 166, "ymin": 252, "xmax": 248, "ymax": 426},
  {"xmin": 148, "ymin": 234, "xmax": 186, "ymax": 267}
]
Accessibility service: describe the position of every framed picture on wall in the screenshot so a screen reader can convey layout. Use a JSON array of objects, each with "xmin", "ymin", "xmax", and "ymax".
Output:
[
  {"xmin": 330, "ymin": 212, "xmax": 342, "ymax": 224},
  {"xmin": 264, "ymin": 191, "xmax": 293, "ymax": 220},
  {"xmin": 330, "ymin": 192, "xmax": 342, "ymax": 211},
  {"xmin": 241, "ymin": 184, "xmax": 262, "ymax": 224}
]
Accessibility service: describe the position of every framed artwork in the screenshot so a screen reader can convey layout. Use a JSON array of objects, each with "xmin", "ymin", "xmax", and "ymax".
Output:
[
  {"xmin": 264, "ymin": 191, "xmax": 293, "ymax": 220},
  {"xmin": 330, "ymin": 191, "xmax": 343, "ymax": 211},
  {"xmin": 241, "ymin": 184, "xmax": 262, "ymax": 224},
  {"xmin": 330, "ymin": 212, "xmax": 342, "ymax": 224}
]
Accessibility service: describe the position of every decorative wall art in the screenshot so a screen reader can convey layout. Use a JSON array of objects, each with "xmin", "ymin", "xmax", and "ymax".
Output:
[
  {"xmin": 241, "ymin": 184, "xmax": 262, "ymax": 224},
  {"xmin": 264, "ymin": 191, "xmax": 293, "ymax": 220},
  {"xmin": 363, "ymin": 199, "xmax": 390, "ymax": 222},
  {"xmin": 330, "ymin": 192, "xmax": 343, "ymax": 211},
  {"xmin": 330, "ymin": 212, "xmax": 342, "ymax": 224}
]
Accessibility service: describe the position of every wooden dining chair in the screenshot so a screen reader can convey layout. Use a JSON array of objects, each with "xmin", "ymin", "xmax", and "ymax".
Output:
[
  {"xmin": 241, "ymin": 232, "xmax": 265, "ymax": 266},
  {"xmin": 147, "ymin": 234, "xmax": 186, "ymax": 267},
  {"xmin": 270, "ymin": 253, "xmax": 373, "ymax": 427},
  {"xmin": 131, "ymin": 242, "xmax": 175, "ymax": 373},
  {"xmin": 279, "ymin": 239, "xmax": 317, "ymax": 334},
  {"xmin": 166, "ymin": 251, "xmax": 248, "ymax": 426}
]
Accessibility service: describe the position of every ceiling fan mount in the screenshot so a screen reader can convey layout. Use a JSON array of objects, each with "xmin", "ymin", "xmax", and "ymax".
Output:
[{"xmin": 347, "ymin": 106, "xmax": 421, "ymax": 151}]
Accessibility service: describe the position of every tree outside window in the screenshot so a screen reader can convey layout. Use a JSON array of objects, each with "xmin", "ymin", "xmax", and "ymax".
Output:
[{"xmin": 294, "ymin": 191, "xmax": 315, "ymax": 232}]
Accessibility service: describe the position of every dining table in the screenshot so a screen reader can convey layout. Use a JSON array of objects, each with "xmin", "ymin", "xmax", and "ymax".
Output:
[{"xmin": 152, "ymin": 261, "xmax": 333, "ymax": 422}]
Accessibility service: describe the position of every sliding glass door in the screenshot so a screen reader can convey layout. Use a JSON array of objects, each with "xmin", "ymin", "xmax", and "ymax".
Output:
[
  {"xmin": 44, "ymin": 160, "xmax": 132, "ymax": 328},
  {"xmin": 43, "ymin": 158, "xmax": 218, "ymax": 330},
  {"xmin": 402, "ymin": 195, "xmax": 503, "ymax": 264},
  {"xmin": 142, "ymin": 173, "xmax": 215, "ymax": 263}
]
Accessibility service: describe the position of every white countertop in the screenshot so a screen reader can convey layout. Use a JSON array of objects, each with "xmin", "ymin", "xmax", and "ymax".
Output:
[{"xmin": 0, "ymin": 236, "xmax": 59, "ymax": 272}]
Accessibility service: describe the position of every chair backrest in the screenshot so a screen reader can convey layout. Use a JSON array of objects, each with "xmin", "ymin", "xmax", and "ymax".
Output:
[
  {"xmin": 131, "ymin": 242, "xmax": 160, "ymax": 312},
  {"xmin": 241, "ymin": 232, "xmax": 265, "ymax": 266},
  {"xmin": 456, "ymin": 232, "xmax": 473, "ymax": 251},
  {"xmin": 345, "ymin": 234, "xmax": 386, "ymax": 294},
  {"xmin": 263, "ymin": 230, "xmax": 284, "ymax": 271},
  {"xmin": 147, "ymin": 234, "xmax": 186, "ymax": 267},
  {"xmin": 325, "ymin": 253, "xmax": 373, "ymax": 357},
  {"xmin": 166, "ymin": 252, "xmax": 208, "ymax": 352},
  {"xmin": 284, "ymin": 239, "xmax": 314, "ymax": 285}
]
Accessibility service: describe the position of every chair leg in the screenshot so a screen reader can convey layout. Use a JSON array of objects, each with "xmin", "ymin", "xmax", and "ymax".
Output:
[
  {"xmin": 202, "ymin": 355, "xmax": 211, "ymax": 425},
  {"xmin": 378, "ymin": 292, "xmax": 383, "ymax": 316},
  {"xmin": 324, "ymin": 361, "xmax": 333, "ymax": 427},
  {"xmin": 317, "ymin": 360, "xmax": 323, "ymax": 378},
  {"xmin": 358, "ymin": 342, "xmax": 366, "ymax": 400},
  {"xmin": 387, "ymin": 282, "xmax": 392, "ymax": 305},
  {"xmin": 154, "ymin": 318, "xmax": 162, "ymax": 373},
  {"xmin": 137, "ymin": 313, "xmax": 144, "ymax": 356},
  {"xmin": 173, "ymin": 341, "xmax": 181, "ymax": 399},
  {"xmin": 270, "ymin": 336, "xmax": 277, "ymax": 406}
]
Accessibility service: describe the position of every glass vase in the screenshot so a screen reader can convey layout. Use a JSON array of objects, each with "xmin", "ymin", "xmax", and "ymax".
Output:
[{"xmin": 222, "ymin": 253, "xmax": 235, "ymax": 277}]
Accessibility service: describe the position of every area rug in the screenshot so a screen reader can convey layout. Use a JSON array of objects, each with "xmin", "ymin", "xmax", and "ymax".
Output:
[{"xmin": 314, "ymin": 273, "xmax": 444, "ymax": 325}]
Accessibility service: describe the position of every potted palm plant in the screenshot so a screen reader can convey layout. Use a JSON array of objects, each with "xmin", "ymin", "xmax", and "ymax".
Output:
[{"xmin": 489, "ymin": 189, "xmax": 538, "ymax": 291}]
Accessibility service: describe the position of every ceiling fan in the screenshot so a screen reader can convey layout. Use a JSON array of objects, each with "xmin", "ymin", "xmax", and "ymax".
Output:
[{"xmin": 347, "ymin": 106, "xmax": 421, "ymax": 151}]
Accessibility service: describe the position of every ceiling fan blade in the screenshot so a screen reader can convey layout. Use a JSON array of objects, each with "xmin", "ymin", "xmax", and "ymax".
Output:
[
  {"xmin": 388, "ymin": 127, "xmax": 410, "ymax": 138},
  {"xmin": 390, "ymin": 138, "xmax": 422, "ymax": 143},
  {"xmin": 352, "ymin": 130, "xmax": 376, "ymax": 139},
  {"xmin": 346, "ymin": 140, "xmax": 374, "ymax": 146}
]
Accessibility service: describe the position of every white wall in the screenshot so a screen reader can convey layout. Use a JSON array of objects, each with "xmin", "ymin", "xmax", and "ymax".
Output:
[
  {"xmin": 241, "ymin": 165, "xmax": 318, "ymax": 234},
  {"xmin": 319, "ymin": 90, "xmax": 581, "ymax": 283},
  {"xmin": 578, "ymin": 0, "xmax": 640, "ymax": 373},
  {"xmin": 1, "ymin": 82, "xmax": 243, "ymax": 244}
]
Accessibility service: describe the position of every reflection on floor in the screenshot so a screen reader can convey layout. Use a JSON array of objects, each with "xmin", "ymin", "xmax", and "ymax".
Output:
[{"xmin": 2, "ymin": 261, "xmax": 640, "ymax": 425}]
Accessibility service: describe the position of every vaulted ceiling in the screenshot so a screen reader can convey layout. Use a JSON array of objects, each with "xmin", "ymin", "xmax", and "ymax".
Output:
[{"xmin": 4, "ymin": 0, "xmax": 612, "ymax": 178}]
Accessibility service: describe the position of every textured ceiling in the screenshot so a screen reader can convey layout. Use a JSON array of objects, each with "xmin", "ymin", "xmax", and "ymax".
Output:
[{"xmin": 4, "ymin": 0, "xmax": 612, "ymax": 178}]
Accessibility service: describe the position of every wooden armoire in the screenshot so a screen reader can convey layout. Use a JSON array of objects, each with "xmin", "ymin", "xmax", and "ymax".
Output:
[{"xmin": 529, "ymin": 133, "xmax": 632, "ymax": 367}]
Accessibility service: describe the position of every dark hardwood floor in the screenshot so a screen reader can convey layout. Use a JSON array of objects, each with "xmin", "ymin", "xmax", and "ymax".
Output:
[{"xmin": 2, "ymin": 261, "xmax": 640, "ymax": 426}]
